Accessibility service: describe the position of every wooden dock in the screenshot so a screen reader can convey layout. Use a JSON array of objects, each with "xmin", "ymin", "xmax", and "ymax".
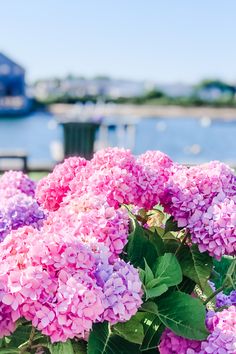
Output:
[{"xmin": 50, "ymin": 103, "xmax": 236, "ymax": 120}]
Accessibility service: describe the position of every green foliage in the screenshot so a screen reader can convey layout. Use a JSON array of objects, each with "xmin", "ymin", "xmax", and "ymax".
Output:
[
  {"xmin": 142, "ymin": 291, "xmax": 209, "ymax": 340},
  {"xmin": 6, "ymin": 323, "xmax": 33, "ymax": 348},
  {"xmin": 87, "ymin": 322, "xmax": 142, "ymax": 354},
  {"xmin": 125, "ymin": 219, "xmax": 158, "ymax": 268},
  {"xmin": 141, "ymin": 253, "xmax": 183, "ymax": 300},
  {"xmin": 177, "ymin": 244, "xmax": 213, "ymax": 295},
  {"xmin": 47, "ymin": 341, "xmax": 77, "ymax": 354},
  {"xmin": 113, "ymin": 313, "xmax": 145, "ymax": 344},
  {"xmin": 0, "ymin": 322, "xmax": 85, "ymax": 354},
  {"xmin": 37, "ymin": 77, "xmax": 236, "ymax": 108},
  {"xmin": 140, "ymin": 314, "xmax": 164, "ymax": 351},
  {"xmin": 164, "ymin": 216, "xmax": 183, "ymax": 233},
  {"xmin": 47, "ymin": 341, "xmax": 74, "ymax": 354},
  {"xmin": 213, "ymin": 256, "xmax": 235, "ymax": 291}
]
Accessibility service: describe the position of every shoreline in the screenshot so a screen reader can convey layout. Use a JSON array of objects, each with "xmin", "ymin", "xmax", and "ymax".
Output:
[{"xmin": 49, "ymin": 103, "xmax": 236, "ymax": 120}]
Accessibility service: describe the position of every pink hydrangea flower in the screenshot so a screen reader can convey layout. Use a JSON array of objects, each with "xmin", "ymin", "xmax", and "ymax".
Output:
[
  {"xmin": 0, "ymin": 226, "xmax": 104, "ymax": 341},
  {"xmin": 137, "ymin": 150, "xmax": 175, "ymax": 208},
  {"xmin": 36, "ymin": 157, "xmax": 87, "ymax": 211},
  {"xmin": 54, "ymin": 193, "xmax": 130, "ymax": 256},
  {"xmin": 159, "ymin": 329, "xmax": 202, "ymax": 354},
  {"xmin": 0, "ymin": 214, "xmax": 142, "ymax": 342},
  {"xmin": 163, "ymin": 162, "xmax": 236, "ymax": 259},
  {"xmin": 0, "ymin": 302, "xmax": 16, "ymax": 337},
  {"xmin": 69, "ymin": 148, "xmax": 153, "ymax": 209},
  {"xmin": 190, "ymin": 198, "xmax": 236, "ymax": 258},
  {"xmin": 200, "ymin": 306, "xmax": 236, "ymax": 353}
]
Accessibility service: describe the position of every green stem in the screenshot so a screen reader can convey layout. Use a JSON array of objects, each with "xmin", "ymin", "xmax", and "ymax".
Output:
[
  {"xmin": 203, "ymin": 285, "xmax": 225, "ymax": 305},
  {"xmin": 19, "ymin": 326, "xmax": 36, "ymax": 354},
  {"xmin": 175, "ymin": 232, "xmax": 189, "ymax": 256}
]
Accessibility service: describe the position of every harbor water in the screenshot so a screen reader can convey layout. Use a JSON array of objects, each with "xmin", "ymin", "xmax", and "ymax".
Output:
[{"xmin": 0, "ymin": 112, "xmax": 236, "ymax": 167}]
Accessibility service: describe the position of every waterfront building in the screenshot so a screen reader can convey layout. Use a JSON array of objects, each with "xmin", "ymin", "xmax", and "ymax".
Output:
[{"xmin": 0, "ymin": 52, "xmax": 30, "ymax": 115}]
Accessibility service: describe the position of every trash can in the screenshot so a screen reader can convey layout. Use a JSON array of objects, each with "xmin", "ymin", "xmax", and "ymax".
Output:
[{"xmin": 62, "ymin": 122, "xmax": 100, "ymax": 159}]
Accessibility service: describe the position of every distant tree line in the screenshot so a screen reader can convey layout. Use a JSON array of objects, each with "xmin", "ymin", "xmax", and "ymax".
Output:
[{"xmin": 36, "ymin": 79, "xmax": 236, "ymax": 108}]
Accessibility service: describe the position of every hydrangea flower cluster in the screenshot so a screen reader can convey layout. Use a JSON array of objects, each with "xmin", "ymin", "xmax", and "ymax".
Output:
[
  {"xmin": 36, "ymin": 149, "xmax": 236, "ymax": 261},
  {"xmin": 69, "ymin": 148, "xmax": 146, "ymax": 209},
  {"xmin": 0, "ymin": 171, "xmax": 45, "ymax": 241},
  {"xmin": 95, "ymin": 258, "xmax": 142, "ymax": 324},
  {"xmin": 68, "ymin": 148, "xmax": 174, "ymax": 210},
  {"xmin": 201, "ymin": 306, "xmax": 236, "ymax": 353},
  {"xmin": 162, "ymin": 162, "xmax": 236, "ymax": 258},
  {"xmin": 159, "ymin": 306, "xmax": 236, "ymax": 354},
  {"xmin": 0, "ymin": 222, "xmax": 142, "ymax": 342},
  {"xmin": 1, "ymin": 148, "xmax": 236, "ymax": 345}
]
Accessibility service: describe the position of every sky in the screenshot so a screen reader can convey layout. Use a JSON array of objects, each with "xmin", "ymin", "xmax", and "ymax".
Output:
[{"xmin": 1, "ymin": 0, "xmax": 236, "ymax": 83}]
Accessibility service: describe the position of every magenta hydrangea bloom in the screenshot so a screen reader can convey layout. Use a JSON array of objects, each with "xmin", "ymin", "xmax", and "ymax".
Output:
[
  {"xmin": 159, "ymin": 328, "xmax": 202, "ymax": 354},
  {"xmin": 0, "ymin": 170, "xmax": 36, "ymax": 197},
  {"xmin": 36, "ymin": 156, "xmax": 87, "ymax": 211},
  {"xmin": 0, "ymin": 302, "xmax": 16, "ymax": 337}
]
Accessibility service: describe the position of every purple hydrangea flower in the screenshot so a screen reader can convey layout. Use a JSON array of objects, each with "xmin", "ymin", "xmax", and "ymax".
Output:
[
  {"xmin": 0, "ymin": 193, "xmax": 45, "ymax": 241},
  {"xmin": 95, "ymin": 258, "xmax": 143, "ymax": 324}
]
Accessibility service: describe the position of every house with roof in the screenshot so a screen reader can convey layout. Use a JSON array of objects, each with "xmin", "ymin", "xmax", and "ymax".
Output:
[{"xmin": 0, "ymin": 52, "xmax": 30, "ymax": 115}]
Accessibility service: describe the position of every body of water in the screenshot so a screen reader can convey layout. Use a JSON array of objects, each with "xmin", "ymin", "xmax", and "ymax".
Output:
[{"xmin": 0, "ymin": 112, "xmax": 236, "ymax": 166}]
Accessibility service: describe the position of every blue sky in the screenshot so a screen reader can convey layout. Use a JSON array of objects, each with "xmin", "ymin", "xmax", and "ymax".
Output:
[{"xmin": 1, "ymin": 0, "xmax": 236, "ymax": 83}]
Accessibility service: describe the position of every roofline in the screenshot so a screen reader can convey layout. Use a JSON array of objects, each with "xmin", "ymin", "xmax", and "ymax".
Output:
[{"xmin": 0, "ymin": 52, "xmax": 25, "ymax": 72}]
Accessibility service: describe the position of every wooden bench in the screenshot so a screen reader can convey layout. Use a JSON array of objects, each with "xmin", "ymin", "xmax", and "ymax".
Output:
[{"xmin": 0, "ymin": 151, "xmax": 28, "ymax": 173}]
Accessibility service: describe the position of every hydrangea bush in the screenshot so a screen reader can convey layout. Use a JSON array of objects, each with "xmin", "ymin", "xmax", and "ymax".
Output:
[{"xmin": 0, "ymin": 148, "xmax": 235, "ymax": 354}]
